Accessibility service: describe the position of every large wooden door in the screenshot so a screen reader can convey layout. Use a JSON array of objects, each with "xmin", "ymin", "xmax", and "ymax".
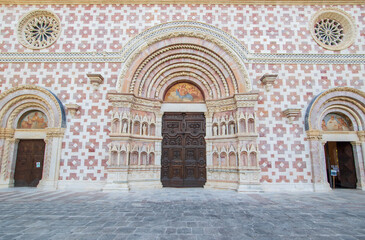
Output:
[
  {"xmin": 161, "ymin": 113, "xmax": 206, "ymax": 187},
  {"xmin": 324, "ymin": 142, "xmax": 357, "ymax": 189},
  {"xmin": 14, "ymin": 140, "xmax": 45, "ymax": 187},
  {"xmin": 337, "ymin": 142, "xmax": 357, "ymax": 188}
]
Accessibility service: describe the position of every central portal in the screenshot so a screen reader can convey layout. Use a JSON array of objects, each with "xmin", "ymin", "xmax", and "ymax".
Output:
[{"xmin": 161, "ymin": 112, "xmax": 206, "ymax": 187}]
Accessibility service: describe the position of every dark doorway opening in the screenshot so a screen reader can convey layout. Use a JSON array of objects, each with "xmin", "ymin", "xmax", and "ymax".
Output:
[
  {"xmin": 161, "ymin": 112, "xmax": 206, "ymax": 187},
  {"xmin": 14, "ymin": 139, "xmax": 45, "ymax": 187},
  {"xmin": 324, "ymin": 142, "xmax": 357, "ymax": 189}
]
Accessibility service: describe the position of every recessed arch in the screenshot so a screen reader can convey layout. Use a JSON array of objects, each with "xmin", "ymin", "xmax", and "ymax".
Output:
[
  {"xmin": 304, "ymin": 87, "xmax": 365, "ymax": 191},
  {"xmin": 163, "ymin": 81, "xmax": 205, "ymax": 103},
  {"xmin": 117, "ymin": 21, "xmax": 251, "ymax": 98},
  {"xmin": 0, "ymin": 85, "xmax": 66, "ymax": 189},
  {"xmin": 305, "ymin": 87, "xmax": 365, "ymax": 131},
  {"xmin": 0, "ymin": 85, "xmax": 66, "ymax": 129}
]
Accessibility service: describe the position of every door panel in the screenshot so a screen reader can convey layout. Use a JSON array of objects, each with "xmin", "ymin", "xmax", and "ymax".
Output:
[
  {"xmin": 161, "ymin": 113, "xmax": 206, "ymax": 187},
  {"xmin": 337, "ymin": 142, "xmax": 357, "ymax": 188},
  {"xmin": 14, "ymin": 139, "xmax": 45, "ymax": 187}
]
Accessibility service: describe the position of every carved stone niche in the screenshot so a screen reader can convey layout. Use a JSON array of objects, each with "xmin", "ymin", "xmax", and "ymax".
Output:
[
  {"xmin": 260, "ymin": 74, "xmax": 278, "ymax": 91},
  {"xmin": 65, "ymin": 104, "xmax": 80, "ymax": 117},
  {"xmin": 87, "ymin": 74, "xmax": 104, "ymax": 90},
  {"xmin": 283, "ymin": 108, "xmax": 301, "ymax": 123}
]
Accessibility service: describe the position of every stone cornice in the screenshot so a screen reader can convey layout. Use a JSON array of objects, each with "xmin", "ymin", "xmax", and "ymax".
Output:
[
  {"xmin": 108, "ymin": 92, "xmax": 162, "ymax": 110},
  {"xmin": 1, "ymin": 52, "xmax": 364, "ymax": 65},
  {"xmin": 1, "ymin": 0, "xmax": 362, "ymax": 4}
]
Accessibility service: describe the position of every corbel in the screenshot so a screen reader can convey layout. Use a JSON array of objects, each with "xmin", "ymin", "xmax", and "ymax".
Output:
[
  {"xmin": 260, "ymin": 74, "xmax": 278, "ymax": 91},
  {"xmin": 65, "ymin": 104, "xmax": 80, "ymax": 117},
  {"xmin": 87, "ymin": 73, "xmax": 104, "ymax": 90},
  {"xmin": 283, "ymin": 108, "xmax": 301, "ymax": 124}
]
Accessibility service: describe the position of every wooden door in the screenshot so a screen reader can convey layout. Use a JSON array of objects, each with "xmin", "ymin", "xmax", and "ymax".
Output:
[
  {"xmin": 337, "ymin": 142, "xmax": 357, "ymax": 188},
  {"xmin": 14, "ymin": 140, "xmax": 45, "ymax": 187},
  {"xmin": 161, "ymin": 113, "xmax": 206, "ymax": 187}
]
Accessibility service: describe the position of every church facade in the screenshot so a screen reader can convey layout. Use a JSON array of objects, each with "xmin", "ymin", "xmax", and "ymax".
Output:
[{"xmin": 0, "ymin": 1, "xmax": 365, "ymax": 192}]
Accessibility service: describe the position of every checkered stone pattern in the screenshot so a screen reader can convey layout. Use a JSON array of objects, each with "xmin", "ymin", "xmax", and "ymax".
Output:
[
  {"xmin": 0, "ymin": 62, "xmax": 122, "ymax": 181},
  {"xmin": 249, "ymin": 63, "xmax": 365, "ymax": 184},
  {"xmin": 0, "ymin": 5, "xmax": 364, "ymax": 54},
  {"xmin": 1, "ymin": 4, "xmax": 365, "ymax": 185}
]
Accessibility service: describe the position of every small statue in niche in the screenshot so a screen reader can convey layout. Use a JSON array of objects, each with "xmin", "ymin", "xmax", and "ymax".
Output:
[
  {"xmin": 213, "ymin": 125, "xmax": 218, "ymax": 136},
  {"xmin": 122, "ymin": 122, "xmax": 128, "ymax": 133},
  {"xmin": 222, "ymin": 124, "xmax": 226, "ymax": 135},
  {"xmin": 230, "ymin": 124, "xmax": 235, "ymax": 134},
  {"xmin": 142, "ymin": 124, "xmax": 147, "ymax": 135}
]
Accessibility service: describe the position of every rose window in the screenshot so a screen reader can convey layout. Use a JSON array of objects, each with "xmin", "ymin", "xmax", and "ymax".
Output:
[
  {"xmin": 310, "ymin": 8, "xmax": 357, "ymax": 51},
  {"xmin": 18, "ymin": 10, "xmax": 61, "ymax": 50},
  {"xmin": 314, "ymin": 19, "xmax": 344, "ymax": 46}
]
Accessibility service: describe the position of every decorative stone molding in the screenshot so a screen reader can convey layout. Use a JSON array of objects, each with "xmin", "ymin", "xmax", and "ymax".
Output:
[
  {"xmin": 2, "ymin": 0, "xmax": 364, "ymax": 4},
  {"xmin": 260, "ymin": 74, "xmax": 278, "ymax": 91},
  {"xmin": 0, "ymin": 85, "xmax": 66, "ymax": 128},
  {"xmin": 305, "ymin": 87, "xmax": 365, "ymax": 131},
  {"xmin": 46, "ymin": 128, "xmax": 65, "ymax": 138},
  {"xmin": 127, "ymin": 44, "xmax": 238, "ymax": 99},
  {"xmin": 17, "ymin": 10, "xmax": 61, "ymax": 50},
  {"xmin": 0, "ymin": 86, "xmax": 66, "ymax": 189},
  {"xmin": 306, "ymin": 130, "xmax": 322, "ymax": 141},
  {"xmin": 357, "ymin": 131, "xmax": 365, "ymax": 142},
  {"xmin": 0, "ymin": 128, "xmax": 15, "ymax": 139},
  {"xmin": 283, "ymin": 108, "xmax": 301, "ymax": 123},
  {"xmin": 310, "ymin": 8, "xmax": 357, "ymax": 51},
  {"xmin": 65, "ymin": 104, "xmax": 80, "ymax": 117},
  {"xmin": 87, "ymin": 74, "xmax": 104, "ymax": 90},
  {"xmin": 117, "ymin": 21, "xmax": 251, "ymax": 93}
]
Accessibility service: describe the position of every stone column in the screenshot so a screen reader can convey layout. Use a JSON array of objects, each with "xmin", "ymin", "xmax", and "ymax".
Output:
[
  {"xmin": 353, "ymin": 133, "xmax": 365, "ymax": 190},
  {"xmin": 306, "ymin": 130, "xmax": 331, "ymax": 192},
  {"xmin": 204, "ymin": 112, "xmax": 213, "ymax": 167},
  {"xmin": 358, "ymin": 131, "xmax": 365, "ymax": 171},
  {"xmin": 0, "ymin": 128, "xmax": 16, "ymax": 188},
  {"xmin": 154, "ymin": 112, "xmax": 163, "ymax": 166},
  {"xmin": 38, "ymin": 128, "xmax": 65, "ymax": 190}
]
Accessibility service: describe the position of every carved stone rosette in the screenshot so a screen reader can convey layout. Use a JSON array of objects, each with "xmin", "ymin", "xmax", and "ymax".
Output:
[{"xmin": 17, "ymin": 10, "xmax": 61, "ymax": 50}]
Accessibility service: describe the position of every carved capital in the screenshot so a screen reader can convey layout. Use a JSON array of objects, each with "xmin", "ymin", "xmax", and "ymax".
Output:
[
  {"xmin": 357, "ymin": 131, "xmax": 365, "ymax": 142},
  {"xmin": 306, "ymin": 130, "xmax": 322, "ymax": 141},
  {"xmin": 351, "ymin": 141, "xmax": 362, "ymax": 146},
  {"xmin": 46, "ymin": 128, "xmax": 65, "ymax": 138},
  {"xmin": 0, "ymin": 128, "xmax": 15, "ymax": 139}
]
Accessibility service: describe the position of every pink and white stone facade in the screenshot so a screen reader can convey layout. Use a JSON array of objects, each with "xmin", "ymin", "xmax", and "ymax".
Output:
[{"xmin": 0, "ymin": 3, "xmax": 365, "ymax": 191}]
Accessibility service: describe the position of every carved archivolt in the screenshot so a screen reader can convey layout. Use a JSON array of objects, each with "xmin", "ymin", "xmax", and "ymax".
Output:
[
  {"xmin": 154, "ymin": 72, "xmax": 214, "ymax": 99},
  {"xmin": 0, "ymin": 85, "xmax": 65, "ymax": 128},
  {"xmin": 118, "ymin": 21, "xmax": 251, "ymax": 95},
  {"xmin": 17, "ymin": 10, "xmax": 61, "ymax": 50},
  {"xmin": 127, "ymin": 44, "xmax": 238, "ymax": 99},
  {"xmin": 305, "ymin": 87, "xmax": 365, "ymax": 132}
]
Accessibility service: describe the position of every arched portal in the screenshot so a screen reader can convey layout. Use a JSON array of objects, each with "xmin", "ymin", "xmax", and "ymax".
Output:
[
  {"xmin": 0, "ymin": 85, "xmax": 66, "ymax": 189},
  {"xmin": 305, "ymin": 87, "xmax": 365, "ymax": 191},
  {"xmin": 106, "ymin": 21, "xmax": 260, "ymax": 191},
  {"xmin": 117, "ymin": 21, "xmax": 251, "ymax": 96}
]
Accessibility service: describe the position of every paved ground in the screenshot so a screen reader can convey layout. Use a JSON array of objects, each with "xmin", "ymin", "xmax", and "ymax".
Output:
[{"xmin": 0, "ymin": 188, "xmax": 364, "ymax": 240}]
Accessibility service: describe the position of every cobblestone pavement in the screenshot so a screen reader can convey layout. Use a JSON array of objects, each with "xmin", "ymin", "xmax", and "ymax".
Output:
[{"xmin": 0, "ymin": 188, "xmax": 364, "ymax": 240}]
